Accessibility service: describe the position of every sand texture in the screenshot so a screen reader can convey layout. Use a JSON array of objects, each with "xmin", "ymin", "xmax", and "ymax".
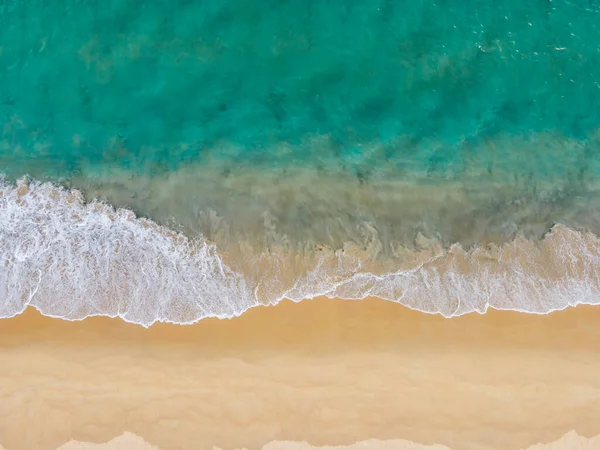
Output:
[{"xmin": 1, "ymin": 297, "xmax": 600, "ymax": 450}]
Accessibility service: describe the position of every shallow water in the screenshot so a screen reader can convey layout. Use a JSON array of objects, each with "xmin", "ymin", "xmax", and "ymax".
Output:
[{"xmin": 2, "ymin": 0, "xmax": 600, "ymax": 324}]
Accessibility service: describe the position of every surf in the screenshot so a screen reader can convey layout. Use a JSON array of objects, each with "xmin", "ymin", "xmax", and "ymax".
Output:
[{"xmin": 2, "ymin": 178, "xmax": 600, "ymax": 327}]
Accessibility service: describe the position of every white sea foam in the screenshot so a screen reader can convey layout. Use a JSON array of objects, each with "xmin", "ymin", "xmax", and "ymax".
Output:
[
  {"xmin": 0, "ymin": 178, "xmax": 256, "ymax": 326},
  {"xmin": 2, "ymin": 178, "xmax": 600, "ymax": 326},
  {"xmin": 290, "ymin": 224, "xmax": 600, "ymax": 316}
]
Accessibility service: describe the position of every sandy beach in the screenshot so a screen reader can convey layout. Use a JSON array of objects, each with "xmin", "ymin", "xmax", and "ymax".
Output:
[{"xmin": 1, "ymin": 297, "xmax": 600, "ymax": 450}]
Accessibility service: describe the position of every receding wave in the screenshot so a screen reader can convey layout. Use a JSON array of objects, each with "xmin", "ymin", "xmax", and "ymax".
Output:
[{"xmin": 2, "ymin": 178, "xmax": 600, "ymax": 327}]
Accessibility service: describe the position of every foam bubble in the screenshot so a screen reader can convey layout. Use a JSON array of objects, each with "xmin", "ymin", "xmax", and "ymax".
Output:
[{"xmin": 2, "ymin": 178, "xmax": 600, "ymax": 326}]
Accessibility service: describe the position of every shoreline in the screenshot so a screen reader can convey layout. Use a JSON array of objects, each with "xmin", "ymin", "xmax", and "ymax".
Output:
[
  {"xmin": 2, "ymin": 297, "xmax": 600, "ymax": 450},
  {"xmin": 5, "ymin": 178, "xmax": 600, "ymax": 325},
  {"xmin": 4, "ymin": 292, "xmax": 599, "ymax": 329}
]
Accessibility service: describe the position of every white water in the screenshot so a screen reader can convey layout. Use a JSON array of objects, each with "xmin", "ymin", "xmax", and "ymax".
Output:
[
  {"xmin": 0, "ymin": 179, "xmax": 255, "ymax": 325},
  {"xmin": 2, "ymin": 178, "xmax": 600, "ymax": 326}
]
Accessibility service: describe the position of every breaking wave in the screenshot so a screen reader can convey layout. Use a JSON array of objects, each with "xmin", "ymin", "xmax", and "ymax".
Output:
[{"xmin": 2, "ymin": 178, "xmax": 600, "ymax": 327}]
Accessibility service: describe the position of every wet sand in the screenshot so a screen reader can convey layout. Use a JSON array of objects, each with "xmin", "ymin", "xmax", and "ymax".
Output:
[{"xmin": 1, "ymin": 297, "xmax": 600, "ymax": 450}]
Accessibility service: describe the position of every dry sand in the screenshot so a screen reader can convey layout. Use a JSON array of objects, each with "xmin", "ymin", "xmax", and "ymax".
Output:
[{"xmin": 1, "ymin": 297, "xmax": 600, "ymax": 450}]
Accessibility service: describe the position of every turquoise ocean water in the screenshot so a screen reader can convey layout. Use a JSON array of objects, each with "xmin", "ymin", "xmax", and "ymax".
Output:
[{"xmin": 2, "ymin": 0, "xmax": 600, "ymax": 325}]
